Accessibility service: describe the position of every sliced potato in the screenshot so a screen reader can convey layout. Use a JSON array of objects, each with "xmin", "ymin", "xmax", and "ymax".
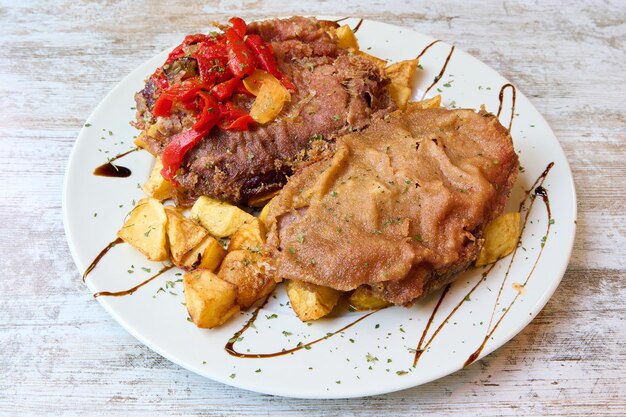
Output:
[
  {"xmin": 142, "ymin": 157, "xmax": 172, "ymax": 200},
  {"xmin": 356, "ymin": 51, "xmax": 387, "ymax": 70},
  {"xmin": 134, "ymin": 132, "xmax": 149, "ymax": 150},
  {"xmin": 385, "ymin": 59, "xmax": 418, "ymax": 87},
  {"xmin": 165, "ymin": 207, "xmax": 207, "ymax": 263},
  {"xmin": 179, "ymin": 235, "xmax": 226, "ymax": 272},
  {"xmin": 218, "ymin": 251, "xmax": 275, "ymax": 309},
  {"xmin": 258, "ymin": 197, "xmax": 275, "ymax": 226},
  {"xmin": 388, "ymin": 83, "xmax": 413, "ymax": 110},
  {"xmin": 227, "ymin": 220, "xmax": 266, "ymax": 252},
  {"xmin": 191, "ymin": 196, "xmax": 256, "ymax": 238},
  {"xmin": 335, "ymin": 25, "xmax": 359, "ymax": 50},
  {"xmin": 286, "ymin": 280, "xmax": 341, "ymax": 321},
  {"xmin": 348, "ymin": 286, "xmax": 392, "ymax": 310},
  {"xmin": 385, "ymin": 59, "xmax": 418, "ymax": 109},
  {"xmin": 183, "ymin": 269, "xmax": 239, "ymax": 328},
  {"xmin": 407, "ymin": 95, "xmax": 441, "ymax": 110},
  {"xmin": 117, "ymin": 198, "xmax": 168, "ymax": 261},
  {"xmin": 475, "ymin": 212, "xmax": 522, "ymax": 267},
  {"xmin": 247, "ymin": 189, "xmax": 279, "ymax": 207},
  {"xmin": 244, "ymin": 69, "xmax": 290, "ymax": 124}
]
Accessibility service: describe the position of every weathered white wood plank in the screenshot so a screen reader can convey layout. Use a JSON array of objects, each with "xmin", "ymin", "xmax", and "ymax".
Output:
[{"xmin": 0, "ymin": 0, "xmax": 624, "ymax": 415}]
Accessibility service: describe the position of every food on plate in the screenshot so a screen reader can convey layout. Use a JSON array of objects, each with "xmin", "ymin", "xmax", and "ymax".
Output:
[
  {"xmin": 142, "ymin": 157, "xmax": 172, "ymax": 200},
  {"xmin": 179, "ymin": 235, "xmax": 226, "ymax": 272},
  {"xmin": 165, "ymin": 207, "xmax": 208, "ymax": 263},
  {"xmin": 258, "ymin": 197, "xmax": 275, "ymax": 226},
  {"xmin": 285, "ymin": 280, "xmax": 342, "ymax": 321},
  {"xmin": 191, "ymin": 196, "xmax": 256, "ymax": 238},
  {"xmin": 132, "ymin": 17, "xmax": 396, "ymax": 206},
  {"xmin": 385, "ymin": 59, "xmax": 419, "ymax": 110},
  {"xmin": 227, "ymin": 219, "xmax": 266, "ymax": 252},
  {"xmin": 183, "ymin": 269, "xmax": 240, "ymax": 328},
  {"xmin": 475, "ymin": 212, "xmax": 522, "ymax": 267},
  {"xmin": 348, "ymin": 286, "xmax": 392, "ymax": 311},
  {"xmin": 117, "ymin": 197, "xmax": 168, "ymax": 261},
  {"xmin": 264, "ymin": 106, "xmax": 519, "ymax": 305},
  {"xmin": 217, "ymin": 250, "xmax": 275, "ymax": 309}
]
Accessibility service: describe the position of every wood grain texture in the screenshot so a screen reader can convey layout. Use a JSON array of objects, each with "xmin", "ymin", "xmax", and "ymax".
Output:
[{"xmin": 0, "ymin": 0, "xmax": 624, "ymax": 415}]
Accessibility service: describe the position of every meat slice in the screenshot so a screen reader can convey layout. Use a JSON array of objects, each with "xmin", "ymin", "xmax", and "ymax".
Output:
[
  {"xmin": 264, "ymin": 106, "xmax": 519, "ymax": 305},
  {"xmin": 133, "ymin": 16, "xmax": 395, "ymax": 206}
]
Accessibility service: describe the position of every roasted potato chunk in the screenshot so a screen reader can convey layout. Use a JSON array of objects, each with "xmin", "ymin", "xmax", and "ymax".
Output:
[
  {"xmin": 117, "ymin": 198, "xmax": 168, "ymax": 261},
  {"xmin": 134, "ymin": 132, "xmax": 149, "ymax": 151},
  {"xmin": 179, "ymin": 235, "xmax": 226, "ymax": 272},
  {"xmin": 142, "ymin": 157, "xmax": 172, "ymax": 200},
  {"xmin": 183, "ymin": 270, "xmax": 239, "ymax": 328},
  {"xmin": 247, "ymin": 190, "xmax": 279, "ymax": 207},
  {"xmin": 385, "ymin": 59, "xmax": 418, "ymax": 109},
  {"xmin": 286, "ymin": 280, "xmax": 341, "ymax": 321},
  {"xmin": 348, "ymin": 286, "xmax": 391, "ymax": 310},
  {"xmin": 218, "ymin": 251, "xmax": 275, "ymax": 309},
  {"xmin": 258, "ymin": 197, "xmax": 275, "ymax": 226},
  {"xmin": 335, "ymin": 25, "xmax": 359, "ymax": 50},
  {"xmin": 407, "ymin": 95, "xmax": 441, "ymax": 110},
  {"xmin": 191, "ymin": 196, "xmax": 256, "ymax": 238},
  {"xmin": 165, "ymin": 207, "xmax": 207, "ymax": 263},
  {"xmin": 227, "ymin": 220, "xmax": 266, "ymax": 252},
  {"xmin": 475, "ymin": 212, "xmax": 522, "ymax": 267}
]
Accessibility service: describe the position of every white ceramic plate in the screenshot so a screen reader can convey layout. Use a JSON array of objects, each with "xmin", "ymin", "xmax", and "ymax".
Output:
[{"xmin": 63, "ymin": 17, "xmax": 576, "ymax": 399}]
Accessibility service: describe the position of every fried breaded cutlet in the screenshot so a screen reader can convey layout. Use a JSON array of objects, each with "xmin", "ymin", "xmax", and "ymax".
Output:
[{"xmin": 264, "ymin": 105, "xmax": 518, "ymax": 304}]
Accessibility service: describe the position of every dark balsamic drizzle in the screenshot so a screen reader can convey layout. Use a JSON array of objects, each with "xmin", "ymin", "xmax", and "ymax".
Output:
[
  {"xmin": 421, "ymin": 45, "xmax": 455, "ymax": 100},
  {"xmin": 464, "ymin": 162, "xmax": 553, "ymax": 366},
  {"xmin": 413, "ymin": 264, "xmax": 496, "ymax": 366},
  {"xmin": 416, "ymin": 40, "xmax": 441, "ymax": 61},
  {"xmin": 411, "ymin": 162, "xmax": 554, "ymax": 367},
  {"xmin": 225, "ymin": 299, "xmax": 377, "ymax": 358},
  {"xmin": 82, "ymin": 237, "xmax": 124, "ymax": 282},
  {"xmin": 93, "ymin": 265, "xmax": 174, "ymax": 298},
  {"xmin": 496, "ymin": 83, "xmax": 517, "ymax": 131},
  {"xmin": 93, "ymin": 148, "xmax": 139, "ymax": 178},
  {"xmin": 352, "ymin": 18, "xmax": 364, "ymax": 33},
  {"xmin": 333, "ymin": 16, "xmax": 350, "ymax": 23}
]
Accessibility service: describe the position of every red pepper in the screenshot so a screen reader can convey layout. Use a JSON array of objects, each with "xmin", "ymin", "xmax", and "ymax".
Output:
[
  {"xmin": 225, "ymin": 28, "xmax": 255, "ymax": 78},
  {"xmin": 152, "ymin": 78, "xmax": 207, "ymax": 117},
  {"xmin": 228, "ymin": 17, "xmax": 247, "ymax": 38},
  {"xmin": 211, "ymin": 78, "xmax": 240, "ymax": 101},
  {"xmin": 160, "ymin": 92, "xmax": 219, "ymax": 181},
  {"xmin": 164, "ymin": 34, "xmax": 209, "ymax": 65},
  {"xmin": 244, "ymin": 34, "xmax": 296, "ymax": 91},
  {"xmin": 218, "ymin": 102, "xmax": 254, "ymax": 131}
]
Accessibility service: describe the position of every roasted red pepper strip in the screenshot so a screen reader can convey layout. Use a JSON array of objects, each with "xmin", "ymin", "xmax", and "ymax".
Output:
[
  {"xmin": 225, "ymin": 28, "xmax": 255, "ymax": 78},
  {"xmin": 211, "ymin": 78, "xmax": 240, "ymax": 101},
  {"xmin": 244, "ymin": 34, "xmax": 296, "ymax": 91},
  {"xmin": 160, "ymin": 92, "xmax": 219, "ymax": 181},
  {"xmin": 228, "ymin": 17, "xmax": 247, "ymax": 38},
  {"xmin": 224, "ymin": 114, "xmax": 254, "ymax": 130},
  {"xmin": 218, "ymin": 101, "xmax": 254, "ymax": 130}
]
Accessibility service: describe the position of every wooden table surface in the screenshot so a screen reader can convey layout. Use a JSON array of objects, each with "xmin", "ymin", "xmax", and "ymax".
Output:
[{"xmin": 1, "ymin": 0, "xmax": 624, "ymax": 415}]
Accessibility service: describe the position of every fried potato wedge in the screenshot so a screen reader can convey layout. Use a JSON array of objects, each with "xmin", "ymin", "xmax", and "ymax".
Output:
[
  {"xmin": 134, "ymin": 132, "xmax": 149, "ymax": 151},
  {"xmin": 191, "ymin": 196, "xmax": 256, "ymax": 238},
  {"xmin": 406, "ymin": 95, "xmax": 441, "ymax": 110},
  {"xmin": 385, "ymin": 59, "xmax": 418, "ymax": 109},
  {"xmin": 247, "ymin": 189, "xmax": 279, "ymax": 207},
  {"xmin": 335, "ymin": 25, "xmax": 359, "ymax": 50},
  {"xmin": 258, "ymin": 197, "xmax": 275, "ymax": 226},
  {"xmin": 117, "ymin": 198, "xmax": 168, "ymax": 261},
  {"xmin": 227, "ymin": 219, "xmax": 266, "ymax": 252},
  {"xmin": 286, "ymin": 280, "xmax": 341, "ymax": 321},
  {"xmin": 348, "ymin": 286, "xmax": 392, "ymax": 310},
  {"xmin": 245, "ymin": 70, "xmax": 290, "ymax": 124},
  {"xmin": 218, "ymin": 251, "xmax": 275, "ymax": 309},
  {"xmin": 179, "ymin": 235, "xmax": 226, "ymax": 272},
  {"xmin": 387, "ymin": 83, "xmax": 413, "ymax": 110},
  {"xmin": 142, "ymin": 157, "xmax": 172, "ymax": 201},
  {"xmin": 183, "ymin": 269, "xmax": 239, "ymax": 328},
  {"xmin": 165, "ymin": 207, "xmax": 207, "ymax": 263},
  {"xmin": 475, "ymin": 212, "xmax": 522, "ymax": 267},
  {"xmin": 357, "ymin": 51, "xmax": 387, "ymax": 70}
]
